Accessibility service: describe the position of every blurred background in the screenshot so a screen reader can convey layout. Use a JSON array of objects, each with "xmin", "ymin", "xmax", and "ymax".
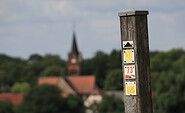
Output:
[{"xmin": 0, "ymin": 0, "xmax": 185, "ymax": 113}]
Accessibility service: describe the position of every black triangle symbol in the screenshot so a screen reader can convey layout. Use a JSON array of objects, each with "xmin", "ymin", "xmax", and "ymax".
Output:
[{"xmin": 124, "ymin": 42, "xmax": 132, "ymax": 47}]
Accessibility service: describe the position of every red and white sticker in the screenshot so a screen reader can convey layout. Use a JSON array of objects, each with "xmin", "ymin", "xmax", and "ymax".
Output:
[{"xmin": 124, "ymin": 65, "xmax": 135, "ymax": 79}]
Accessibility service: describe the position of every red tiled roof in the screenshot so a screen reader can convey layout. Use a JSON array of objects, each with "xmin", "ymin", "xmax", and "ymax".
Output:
[
  {"xmin": 38, "ymin": 77, "xmax": 59, "ymax": 85},
  {"xmin": 66, "ymin": 76, "xmax": 95, "ymax": 94},
  {"xmin": 37, "ymin": 76, "xmax": 100, "ymax": 95},
  {"xmin": 0, "ymin": 93, "xmax": 23, "ymax": 104}
]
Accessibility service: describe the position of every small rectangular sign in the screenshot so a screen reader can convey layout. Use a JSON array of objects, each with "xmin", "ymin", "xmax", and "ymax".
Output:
[
  {"xmin": 123, "ymin": 49, "xmax": 135, "ymax": 64},
  {"xmin": 123, "ymin": 41, "xmax": 134, "ymax": 48},
  {"xmin": 124, "ymin": 65, "xmax": 136, "ymax": 79},
  {"xmin": 125, "ymin": 81, "xmax": 136, "ymax": 96}
]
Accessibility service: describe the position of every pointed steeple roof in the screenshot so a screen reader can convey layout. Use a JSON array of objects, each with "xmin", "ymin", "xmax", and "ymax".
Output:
[{"xmin": 71, "ymin": 32, "xmax": 79, "ymax": 56}]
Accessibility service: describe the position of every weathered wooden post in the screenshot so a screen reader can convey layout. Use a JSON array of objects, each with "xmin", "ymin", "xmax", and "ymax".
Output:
[{"xmin": 118, "ymin": 9, "xmax": 153, "ymax": 113}]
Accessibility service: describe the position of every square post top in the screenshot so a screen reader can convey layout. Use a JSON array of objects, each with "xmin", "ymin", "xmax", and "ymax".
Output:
[{"xmin": 118, "ymin": 9, "xmax": 149, "ymax": 17}]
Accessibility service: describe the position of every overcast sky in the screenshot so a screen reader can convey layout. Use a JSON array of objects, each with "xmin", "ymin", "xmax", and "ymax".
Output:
[{"xmin": 0, "ymin": 0, "xmax": 185, "ymax": 60}]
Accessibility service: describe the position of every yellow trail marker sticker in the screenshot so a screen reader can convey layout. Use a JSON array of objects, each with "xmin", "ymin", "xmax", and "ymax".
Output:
[
  {"xmin": 125, "ymin": 82, "xmax": 136, "ymax": 96},
  {"xmin": 123, "ymin": 49, "xmax": 135, "ymax": 63},
  {"xmin": 124, "ymin": 65, "xmax": 136, "ymax": 79}
]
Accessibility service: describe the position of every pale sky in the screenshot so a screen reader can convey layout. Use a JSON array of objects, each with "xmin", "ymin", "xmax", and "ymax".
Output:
[{"xmin": 0, "ymin": 0, "xmax": 185, "ymax": 60}]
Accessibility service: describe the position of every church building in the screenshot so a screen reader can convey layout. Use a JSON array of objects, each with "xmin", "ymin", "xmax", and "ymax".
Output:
[
  {"xmin": 38, "ymin": 31, "xmax": 102, "ymax": 107},
  {"xmin": 67, "ymin": 32, "xmax": 82, "ymax": 76}
]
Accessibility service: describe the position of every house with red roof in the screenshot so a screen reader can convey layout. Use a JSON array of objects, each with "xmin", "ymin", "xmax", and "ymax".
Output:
[
  {"xmin": 0, "ymin": 93, "xmax": 23, "ymax": 104},
  {"xmin": 38, "ymin": 76, "xmax": 102, "ymax": 97}
]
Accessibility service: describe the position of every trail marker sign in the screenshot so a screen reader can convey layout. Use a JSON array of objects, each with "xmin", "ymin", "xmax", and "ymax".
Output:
[
  {"xmin": 124, "ymin": 65, "xmax": 135, "ymax": 79},
  {"xmin": 123, "ymin": 41, "xmax": 134, "ymax": 48},
  {"xmin": 123, "ymin": 49, "xmax": 135, "ymax": 64},
  {"xmin": 125, "ymin": 81, "xmax": 136, "ymax": 96}
]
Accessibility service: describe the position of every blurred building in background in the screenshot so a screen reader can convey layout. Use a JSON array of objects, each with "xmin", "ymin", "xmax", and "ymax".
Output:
[
  {"xmin": 38, "ymin": 32, "xmax": 102, "ymax": 107},
  {"xmin": 67, "ymin": 32, "xmax": 82, "ymax": 76},
  {"xmin": 0, "ymin": 93, "xmax": 23, "ymax": 104}
]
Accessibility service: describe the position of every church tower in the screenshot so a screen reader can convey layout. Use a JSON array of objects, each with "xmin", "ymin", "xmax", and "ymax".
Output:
[{"xmin": 67, "ymin": 32, "xmax": 82, "ymax": 76}]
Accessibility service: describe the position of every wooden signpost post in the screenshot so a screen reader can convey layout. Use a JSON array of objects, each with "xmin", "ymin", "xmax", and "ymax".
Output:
[{"xmin": 118, "ymin": 9, "xmax": 153, "ymax": 113}]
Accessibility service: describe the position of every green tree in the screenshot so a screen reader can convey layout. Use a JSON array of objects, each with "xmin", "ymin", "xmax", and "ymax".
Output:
[
  {"xmin": 97, "ymin": 94, "xmax": 124, "ymax": 113},
  {"xmin": 82, "ymin": 59, "xmax": 94, "ymax": 75},
  {"xmin": 21, "ymin": 84, "xmax": 84, "ymax": 113},
  {"xmin": 0, "ymin": 54, "xmax": 25, "ymax": 64},
  {"xmin": 104, "ymin": 69, "xmax": 122, "ymax": 90},
  {"xmin": 41, "ymin": 54, "xmax": 66, "ymax": 67},
  {"xmin": 21, "ymin": 62, "xmax": 44, "ymax": 86},
  {"xmin": 150, "ymin": 49, "xmax": 185, "ymax": 113},
  {"xmin": 0, "ymin": 61, "xmax": 25, "ymax": 92},
  {"xmin": 40, "ymin": 65, "xmax": 64, "ymax": 77},
  {"xmin": 66, "ymin": 94, "xmax": 84, "ymax": 113},
  {"xmin": 13, "ymin": 104, "xmax": 22, "ymax": 113},
  {"xmin": 82, "ymin": 50, "xmax": 121, "ymax": 88},
  {"xmin": 28, "ymin": 54, "xmax": 43, "ymax": 63},
  {"xmin": 11, "ymin": 82, "xmax": 31, "ymax": 95},
  {"xmin": 92, "ymin": 51, "xmax": 109, "ymax": 88},
  {"xmin": 22, "ymin": 54, "xmax": 66, "ymax": 86},
  {"xmin": 21, "ymin": 84, "xmax": 65, "ymax": 113},
  {"xmin": 0, "ymin": 101, "xmax": 14, "ymax": 113},
  {"xmin": 107, "ymin": 49, "xmax": 121, "ymax": 69},
  {"xmin": 0, "ymin": 70, "xmax": 10, "ymax": 92}
]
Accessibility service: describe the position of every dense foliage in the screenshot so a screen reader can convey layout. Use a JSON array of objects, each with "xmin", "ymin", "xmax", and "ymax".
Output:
[
  {"xmin": 21, "ymin": 84, "xmax": 64, "ymax": 113},
  {"xmin": 21, "ymin": 84, "xmax": 84, "ymax": 113},
  {"xmin": 0, "ymin": 101, "xmax": 14, "ymax": 113},
  {"xmin": 97, "ymin": 94, "xmax": 124, "ymax": 113},
  {"xmin": 11, "ymin": 82, "xmax": 31, "ymax": 95},
  {"xmin": 82, "ymin": 49, "xmax": 121, "ymax": 88},
  {"xmin": 150, "ymin": 49, "xmax": 185, "ymax": 113},
  {"xmin": 0, "ymin": 54, "xmax": 66, "ymax": 92},
  {"xmin": 0, "ymin": 48, "xmax": 185, "ymax": 113},
  {"xmin": 104, "ymin": 69, "xmax": 122, "ymax": 90}
]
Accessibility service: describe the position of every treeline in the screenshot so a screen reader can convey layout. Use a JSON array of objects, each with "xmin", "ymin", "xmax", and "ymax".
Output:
[
  {"xmin": 150, "ymin": 49, "xmax": 185, "ymax": 113},
  {"xmin": 0, "ymin": 48, "xmax": 185, "ymax": 113},
  {"xmin": 0, "ymin": 50, "xmax": 123, "ymax": 113},
  {"xmin": 0, "ymin": 49, "xmax": 122, "ymax": 91},
  {"xmin": 0, "ymin": 54, "xmax": 66, "ymax": 91}
]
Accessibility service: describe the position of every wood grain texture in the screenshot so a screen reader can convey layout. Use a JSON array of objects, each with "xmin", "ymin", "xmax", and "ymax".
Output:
[{"xmin": 119, "ymin": 12, "xmax": 153, "ymax": 113}]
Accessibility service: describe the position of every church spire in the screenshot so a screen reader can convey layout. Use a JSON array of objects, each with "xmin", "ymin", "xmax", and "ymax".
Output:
[
  {"xmin": 67, "ymin": 28, "xmax": 82, "ymax": 76},
  {"xmin": 71, "ymin": 32, "xmax": 79, "ymax": 56}
]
